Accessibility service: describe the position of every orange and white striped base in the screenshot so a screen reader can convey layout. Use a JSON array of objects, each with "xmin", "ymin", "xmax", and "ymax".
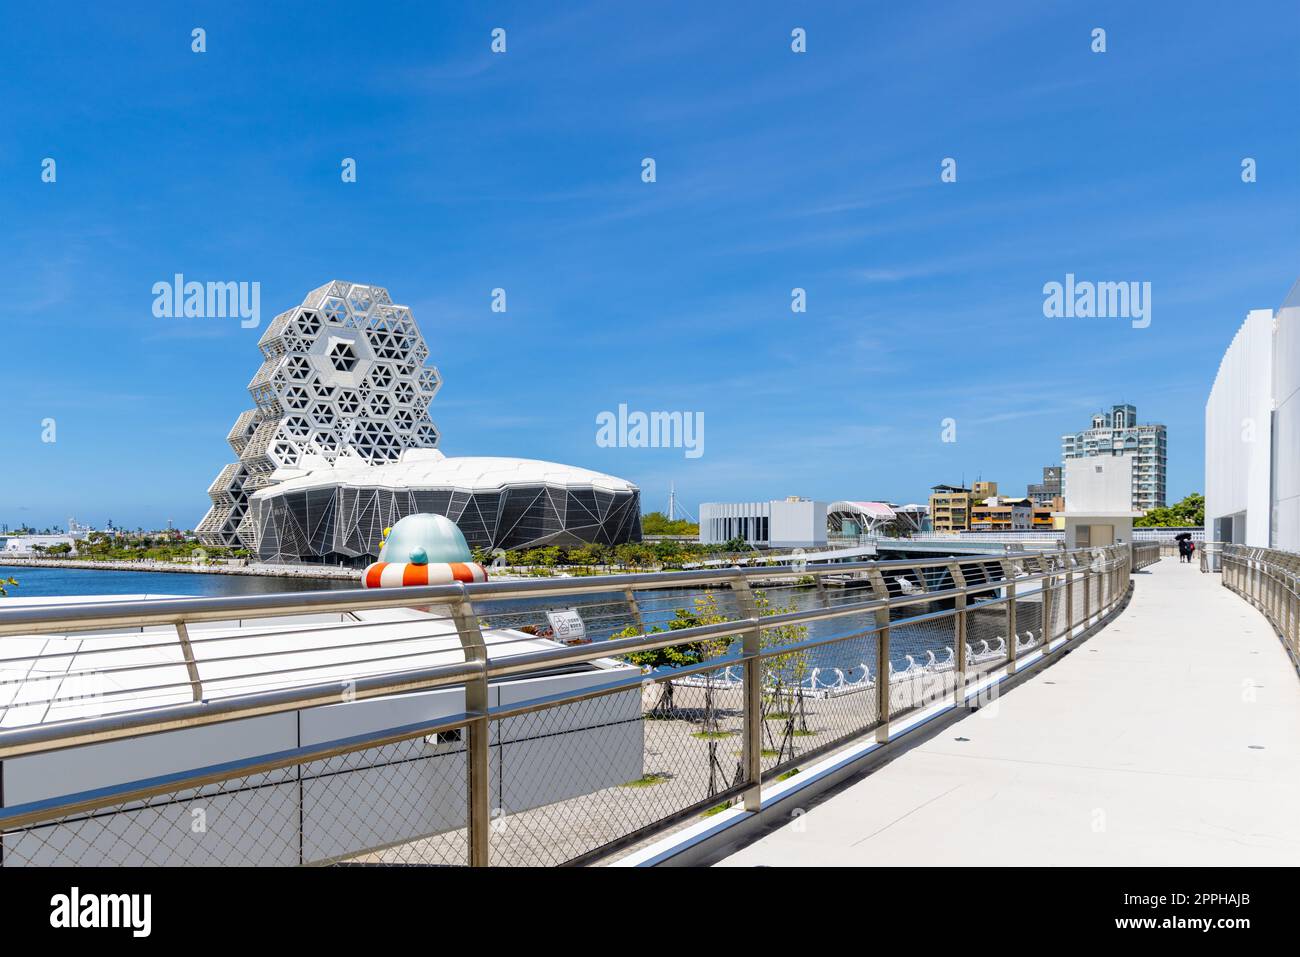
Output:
[{"xmin": 361, "ymin": 561, "xmax": 488, "ymax": 589}]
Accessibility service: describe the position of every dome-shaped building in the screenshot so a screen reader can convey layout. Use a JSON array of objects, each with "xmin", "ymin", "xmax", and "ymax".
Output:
[{"xmin": 251, "ymin": 449, "xmax": 640, "ymax": 565}]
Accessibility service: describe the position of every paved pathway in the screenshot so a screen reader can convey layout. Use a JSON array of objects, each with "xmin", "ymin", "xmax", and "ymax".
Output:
[{"xmin": 718, "ymin": 558, "xmax": 1300, "ymax": 866}]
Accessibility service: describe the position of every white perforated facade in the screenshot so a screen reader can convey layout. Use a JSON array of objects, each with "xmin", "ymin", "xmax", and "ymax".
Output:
[{"xmin": 198, "ymin": 281, "xmax": 442, "ymax": 551}]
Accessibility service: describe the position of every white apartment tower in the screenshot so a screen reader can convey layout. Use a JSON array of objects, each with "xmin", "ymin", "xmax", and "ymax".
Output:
[{"xmin": 1061, "ymin": 404, "xmax": 1167, "ymax": 511}]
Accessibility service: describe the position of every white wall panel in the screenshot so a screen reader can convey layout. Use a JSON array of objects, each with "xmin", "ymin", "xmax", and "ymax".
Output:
[
  {"xmin": 1205, "ymin": 309, "xmax": 1274, "ymax": 545},
  {"xmin": 1271, "ymin": 283, "xmax": 1300, "ymax": 549}
]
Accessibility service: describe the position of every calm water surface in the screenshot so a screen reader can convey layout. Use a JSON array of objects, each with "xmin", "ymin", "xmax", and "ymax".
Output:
[{"xmin": 0, "ymin": 565, "xmax": 355, "ymax": 599}]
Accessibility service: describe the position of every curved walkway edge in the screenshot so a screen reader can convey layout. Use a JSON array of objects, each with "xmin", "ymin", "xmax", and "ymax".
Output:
[{"xmin": 710, "ymin": 558, "xmax": 1300, "ymax": 866}]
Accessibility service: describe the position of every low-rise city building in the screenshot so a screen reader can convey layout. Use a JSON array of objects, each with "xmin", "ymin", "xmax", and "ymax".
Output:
[
  {"xmin": 1032, "ymin": 498, "xmax": 1064, "ymax": 529},
  {"xmin": 929, "ymin": 481, "xmax": 997, "ymax": 533},
  {"xmin": 970, "ymin": 496, "xmax": 1033, "ymax": 531},
  {"xmin": 698, "ymin": 498, "xmax": 828, "ymax": 548}
]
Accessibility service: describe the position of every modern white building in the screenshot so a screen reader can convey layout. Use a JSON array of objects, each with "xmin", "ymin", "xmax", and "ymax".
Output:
[
  {"xmin": 0, "ymin": 534, "xmax": 78, "ymax": 556},
  {"xmin": 1056, "ymin": 457, "xmax": 1143, "ymax": 547},
  {"xmin": 699, "ymin": 499, "xmax": 828, "ymax": 548},
  {"xmin": 1062, "ymin": 404, "xmax": 1168, "ymax": 510},
  {"xmin": 1205, "ymin": 280, "xmax": 1300, "ymax": 548}
]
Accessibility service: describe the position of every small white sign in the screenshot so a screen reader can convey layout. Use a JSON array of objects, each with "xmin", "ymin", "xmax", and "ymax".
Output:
[{"xmin": 546, "ymin": 608, "xmax": 586, "ymax": 643}]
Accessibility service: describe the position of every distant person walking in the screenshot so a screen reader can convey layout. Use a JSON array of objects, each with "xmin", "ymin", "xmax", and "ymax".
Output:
[{"xmin": 1177, "ymin": 537, "xmax": 1192, "ymax": 563}]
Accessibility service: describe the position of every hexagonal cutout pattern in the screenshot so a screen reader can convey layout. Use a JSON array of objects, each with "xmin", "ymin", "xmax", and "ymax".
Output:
[{"xmin": 198, "ymin": 281, "xmax": 443, "ymax": 550}]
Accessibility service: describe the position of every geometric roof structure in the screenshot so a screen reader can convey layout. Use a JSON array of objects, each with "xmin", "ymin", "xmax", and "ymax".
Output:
[
  {"xmin": 827, "ymin": 501, "xmax": 928, "ymax": 536},
  {"xmin": 827, "ymin": 501, "xmax": 897, "ymax": 533},
  {"xmin": 197, "ymin": 280, "xmax": 441, "ymax": 551},
  {"xmin": 259, "ymin": 450, "xmax": 637, "ymax": 497},
  {"xmin": 247, "ymin": 449, "xmax": 642, "ymax": 564}
]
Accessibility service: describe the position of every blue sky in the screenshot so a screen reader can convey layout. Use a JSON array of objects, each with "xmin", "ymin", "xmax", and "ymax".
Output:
[{"xmin": 1, "ymin": 0, "xmax": 1296, "ymax": 530}]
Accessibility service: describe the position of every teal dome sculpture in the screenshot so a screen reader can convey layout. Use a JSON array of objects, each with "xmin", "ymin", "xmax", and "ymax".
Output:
[{"xmin": 379, "ymin": 513, "xmax": 472, "ymax": 565}]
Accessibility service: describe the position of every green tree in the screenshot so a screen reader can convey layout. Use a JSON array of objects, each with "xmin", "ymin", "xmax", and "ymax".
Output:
[
  {"xmin": 641, "ymin": 511, "xmax": 700, "ymax": 536},
  {"xmin": 520, "ymin": 546, "xmax": 561, "ymax": 567},
  {"xmin": 755, "ymin": 592, "xmax": 812, "ymax": 759},
  {"xmin": 1135, "ymin": 492, "xmax": 1204, "ymax": 527},
  {"xmin": 615, "ymin": 592, "xmax": 731, "ymax": 716},
  {"xmin": 613, "ymin": 542, "xmax": 655, "ymax": 569},
  {"xmin": 566, "ymin": 543, "xmax": 607, "ymax": 567}
]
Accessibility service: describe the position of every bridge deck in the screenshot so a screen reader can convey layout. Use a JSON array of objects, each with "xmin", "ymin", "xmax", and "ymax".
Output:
[{"xmin": 717, "ymin": 558, "xmax": 1300, "ymax": 866}]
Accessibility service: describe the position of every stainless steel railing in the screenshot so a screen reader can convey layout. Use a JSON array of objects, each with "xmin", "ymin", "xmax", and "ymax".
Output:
[
  {"xmin": 1199, "ymin": 540, "xmax": 1224, "ymax": 573},
  {"xmin": 1132, "ymin": 541, "xmax": 1161, "ymax": 571},
  {"xmin": 1220, "ymin": 544, "xmax": 1300, "ymax": 677},
  {"xmin": 0, "ymin": 542, "xmax": 1138, "ymax": 867}
]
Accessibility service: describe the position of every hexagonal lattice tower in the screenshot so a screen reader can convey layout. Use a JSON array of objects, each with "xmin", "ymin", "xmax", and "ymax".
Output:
[{"xmin": 197, "ymin": 281, "xmax": 442, "ymax": 550}]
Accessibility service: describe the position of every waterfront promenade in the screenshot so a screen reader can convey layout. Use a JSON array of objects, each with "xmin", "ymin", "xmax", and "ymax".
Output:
[{"xmin": 717, "ymin": 558, "xmax": 1300, "ymax": 866}]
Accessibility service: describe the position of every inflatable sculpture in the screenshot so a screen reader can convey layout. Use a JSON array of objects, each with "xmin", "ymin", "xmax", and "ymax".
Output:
[{"xmin": 360, "ymin": 513, "xmax": 487, "ymax": 588}]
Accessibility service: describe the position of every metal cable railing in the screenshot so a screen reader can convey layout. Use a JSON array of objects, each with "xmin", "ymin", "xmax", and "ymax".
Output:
[
  {"xmin": 1199, "ymin": 540, "xmax": 1224, "ymax": 573},
  {"xmin": 1220, "ymin": 544, "xmax": 1300, "ymax": 677},
  {"xmin": 1132, "ymin": 541, "xmax": 1161, "ymax": 571},
  {"xmin": 0, "ymin": 543, "xmax": 1137, "ymax": 867}
]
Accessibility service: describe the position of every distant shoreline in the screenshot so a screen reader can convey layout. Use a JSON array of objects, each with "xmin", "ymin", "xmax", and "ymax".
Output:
[{"xmin": 0, "ymin": 557, "xmax": 357, "ymax": 581}]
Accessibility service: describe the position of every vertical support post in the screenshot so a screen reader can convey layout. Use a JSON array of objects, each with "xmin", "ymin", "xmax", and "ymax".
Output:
[
  {"xmin": 1110, "ymin": 548, "xmax": 1119, "ymax": 611},
  {"xmin": 1289, "ymin": 561, "xmax": 1299, "ymax": 659},
  {"xmin": 623, "ymin": 587, "xmax": 644, "ymax": 635},
  {"xmin": 1082, "ymin": 552, "xmax": 1092, "ymax": 629},
  {"xmin": 1062, "ymin": 552, "xmax": 1074, "ymax": 645},
  {"xmin": 1264, "ymin": 559, "xmax": 1272, "ymax": 621},
  {"xmin": 1041, "ymin": 555, "xmax": 1055, "ymax": 653},
  {"xmin": 865, "ymin": 568, "xmax": 892, "ymax": 742},
  {"xmin": 451, "ymin": 596, "xmax": 491, "ymax": 867},
  {"xmin": 1291, "ymin": 567, "xmax": 1299, "ymax": 661},
  {"xmin": 1281, "ymin": 562, "xmax": 1289, "ymax": 640},
  {"xmin": 1273, "ymin": 563, "xmax": 1281, "ymax": 625},
  {"xmin": 947, "ymin": 562, "xmax": 968, "ymax": 707},
  {"xmin": 175, "ymin": 621, "xmax": 203, "ymax": 703},
  {"xmin": 1108, "ymin": 548, "xmax": 1117, "ymax": 613},
  {"xmin": 999, "ymin": 559, "xmax": 1018, "ymax": 674},
  {"xmin": 731, "ymin": 576, "xmax": 763, "ymax": 812}
]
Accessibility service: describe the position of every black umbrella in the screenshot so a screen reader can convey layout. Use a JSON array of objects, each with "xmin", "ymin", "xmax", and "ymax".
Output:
[{"xmin": 1174, "ymin": 532, "xmax": 1193, "ymax": 541}]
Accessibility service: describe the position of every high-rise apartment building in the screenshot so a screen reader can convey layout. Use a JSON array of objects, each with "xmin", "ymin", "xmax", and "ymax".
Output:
[{"xmin": 1061, "ymin": 404, "xmax": 1167, "ymax": 511}]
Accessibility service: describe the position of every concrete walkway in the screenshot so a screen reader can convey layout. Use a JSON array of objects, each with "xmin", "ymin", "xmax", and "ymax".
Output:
[{"xmin": 717, "ymin": 558, "xmax": 1300, "ymax": 866}]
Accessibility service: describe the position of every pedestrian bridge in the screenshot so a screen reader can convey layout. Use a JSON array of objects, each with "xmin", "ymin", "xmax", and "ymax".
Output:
[
  {"xmin": 0, "ymin": 543, "xmax": 1296, "ymax": 866},
  {"xmin": 710, "ymin": 557, "xmax": 1300, "ymax": 867}
]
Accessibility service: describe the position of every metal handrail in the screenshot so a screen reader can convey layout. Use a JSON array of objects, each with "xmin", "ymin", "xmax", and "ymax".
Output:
[
  {"xmin": 0, "ymin": 541, "xmax": 1137, "ymax": 867},
  {"xmin": 1219, "ymin": 543, "xmax": 1300, "ymax": 676},
  {"xmin": 0, "ymin": 546, "xmax": 1106, "ymax": 756},
  {"xmin": 1131, "ymin": 541, "xmax": 1161, "ymax": 571},
  {"xmin": 0, "ymin": 551, "xmax": 1046, "ymax": 637}
]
